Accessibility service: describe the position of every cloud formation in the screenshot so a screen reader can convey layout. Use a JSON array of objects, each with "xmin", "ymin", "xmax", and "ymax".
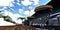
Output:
[
  {"xmin": 0, "ymin": 0, "xmax": 14, "ymax": 7},
  {"xmin": 21, "ymin": 0, "xmax": 32, "ymax": 6},
  {"xmin": 19, "ymin": 9, "xmax": 24, "ymax": 14},
  {"xmin": 24, "ymin": 9, "xmax": 35, "ymax": 16}
]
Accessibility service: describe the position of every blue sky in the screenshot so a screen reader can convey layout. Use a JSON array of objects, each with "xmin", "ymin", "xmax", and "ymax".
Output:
[{"xmin": 0, "ymin": 0, "xmax": 51, "ymax": 24}]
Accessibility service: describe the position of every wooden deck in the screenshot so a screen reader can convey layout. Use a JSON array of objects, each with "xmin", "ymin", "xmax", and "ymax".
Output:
[{"xmin": 0, "ymin": 24, "xmax": 36, "ymax": 30}]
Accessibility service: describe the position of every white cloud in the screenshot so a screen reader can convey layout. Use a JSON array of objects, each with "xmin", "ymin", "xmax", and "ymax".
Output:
[
  {"xmin": 24, "ymin": 10, "xmax": 30, "ymax": 16},
  {"xmin": 0, "ymin": 8, "xmax": 4, "ymax": 11},
  {"xmin": 19, "ymin": 9, "xmax": 24, "ymax": 13},
  {"xmin": 30, "ymin": 9, "xmax": 35, "ymax": 16},
  {"xmin": 1, "ymin": 6, "xmax": 16, "ymax": 13},
  {"xmin": 0, "ymin": 0, "xmax": 9, "ymax": 6},
  {"xmin": 0, "ymin": 0, "xmax": 14, "ymax": 7},
  {"xmin": 24, "ymin": 9, "xmax": 35, "ymax": 16},
  {"xmin": 29, "ymin": 6, "xmax": 33, "ymax": 9},
  {"xmin": 17, "ymin": 3, "xmax": 21, "ymax": 5},
  {"xmin": 10, "ymin": 13, "xmax": 23, "ymax": 24},
  {"xmin": 17, "ymin": 0, "xmax": 20, "ymax": 2},
  {"xmin": 14, "ymin": 19, "xmax": 22, "ymax": 24},
  {"xmin": 33, "ymin": 0, "xmax": 39, "ymax": 5},
  {"xmin": 21, "ymin": 0, "xmax": 32, "ymax": 6},
  {"xmin": 13, "ymin": 14, "xmax": 23, "ymax": 18},
  {"xmin": 30, "ymin": 0, "xmax": 39, "ymax": 5},
  {"xmin": 10, "ymin": 3, "xmax": 14, "ymax": 7},
  {"xmin": 4, "ymin": 10, "xmax": 23, "ymax": 18},
  {"xmin": 9, "ymin": 7, "xmax": 17, "ymax": 12}
]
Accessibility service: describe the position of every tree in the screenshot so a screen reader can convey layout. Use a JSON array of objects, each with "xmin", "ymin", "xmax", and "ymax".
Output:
[
  {"xmin": 17, "ymin": 17, "xmax": 25, "ymax": 22},
  {"xmin": 0, "ymin": 10, "xmax": 4, "ymax": 18},
  {"xmin": 0, "ymin": 14, "xmax": 16, "ymax": 24},
  {"xmin": 0, "ymin": 14, "xmax": 4, "ymax": 18},
  {"xmin": 3, "ymin": 16, "xmax": 18, "ymax": 24},
  {"xmin": 3, "ymin": 16, "xmax": 12, "ymax": 21},
  {"xmin": 0, "ymin": 10, "xmax": 12, "ymax": 22}
]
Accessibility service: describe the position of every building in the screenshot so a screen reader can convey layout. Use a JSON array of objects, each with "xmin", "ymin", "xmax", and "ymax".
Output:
[
  {"xmin": 0, "ymin": 18, "xmax": 16, "ymax": 26},
  {"xmin": 23, "ymin": 0, "xmax": 60, "ymax": 30}
]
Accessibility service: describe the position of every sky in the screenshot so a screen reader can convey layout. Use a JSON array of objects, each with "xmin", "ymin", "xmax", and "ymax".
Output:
[{"xmin": 0, "ymin": 0, "xmax": 51, "ymax": 24}]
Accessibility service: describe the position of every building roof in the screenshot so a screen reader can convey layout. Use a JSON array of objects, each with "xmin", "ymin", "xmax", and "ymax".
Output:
[
  {"xmin": 0, "ymin": 18, "xmax": 16, "ymax": 26},
  {"xmin": 35, "ymin": 5, "xmax": 53, "ymax": 12},
  {"xmin": 29, "ymin": 0, "xmax": 60, "ymax": 18},
  {"xmin": 47, "ymin": 0, "xmax": 60, "ymax": 9}
]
